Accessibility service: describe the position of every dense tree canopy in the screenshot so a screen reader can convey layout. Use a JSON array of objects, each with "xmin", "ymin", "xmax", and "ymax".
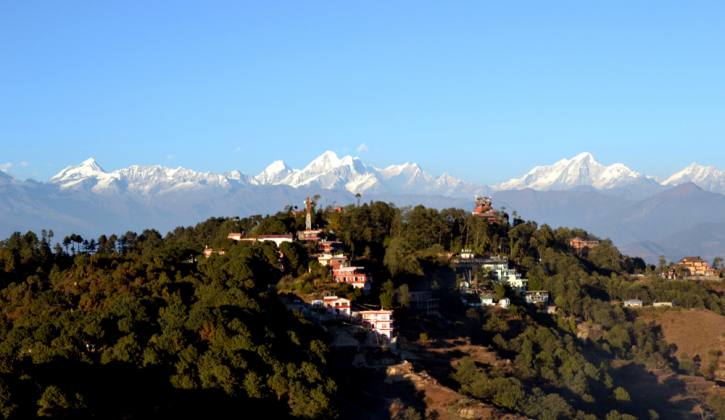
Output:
[{"xmin": 0, "ymin": 201, "xmax": 722, "ymax": 418}]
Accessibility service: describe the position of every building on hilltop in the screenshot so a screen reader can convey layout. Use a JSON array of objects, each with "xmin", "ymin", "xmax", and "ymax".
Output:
[
  {"xmin": 677, "ymin": 256, "xmax": 718, "ymax": 277},
  {"xmin": 297, "ymin": 196, "xmax": 324, "ymax": 241},
  {"xmin": 228, "ymin": 233, "xmax": 293, "ymax": 247},
  {"xmin": 472, "ymin": 196, "xmax": 507, "ymax": 224},
  {"xmin": 569, "ymin": 237, "xmax": 600, "ymax": 253},
  {"xmin": 452, "ymin": 252, "xmax": 527, "ymax": 290}
]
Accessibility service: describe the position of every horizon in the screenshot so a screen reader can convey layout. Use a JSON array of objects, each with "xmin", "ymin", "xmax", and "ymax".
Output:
[
  {"xmin": 0, "ymin": 149, "xmax": 718, "ymax": 187},
  {"xmin": 2, "ymin": 2, "xmax": 724, "ymax": 182}
]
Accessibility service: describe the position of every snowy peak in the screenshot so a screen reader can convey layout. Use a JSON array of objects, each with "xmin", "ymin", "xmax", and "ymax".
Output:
[
  {"xmin": 254, "ymin": 160, "xmax": 293, "ymax": 185},
  {"xmin": 247, "ymin": 151, "xmax": 486, "ymax": 197},
  {"xmin": 49, "ymin": 158, "xmax": 243, "ymax": 194},
  {"xmin": 496, "ymin": 152, "xmax": 648, "ymax": 191},
  {"xmin": 51, "ymin": 157, "xmax": 110, "ymax": 189},
  {"xmin": 304, "ymin": 150, "xmax": 344, "ymax": 173},
  {"xmin": 663, "ymin": 163, "xmax": 725, "ymax": 194},
  {"xmin": 80, "ymin": 157, "xmax": 105, "ymax": 172},
  {"xmin": 267, "ymin": 151, "xmax": 376, "ymax": 192}
]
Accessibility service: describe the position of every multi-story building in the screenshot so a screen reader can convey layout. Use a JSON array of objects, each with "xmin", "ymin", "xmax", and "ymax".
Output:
[
  {"xmin": 333, "ymin": 266, "xmax": 372, "ymax": 291},
  {"xmin": 356, "ymin": 310, "xmax": 394, "ymax": 340},
  {"xmin": 678, "ymin": 256, "xmax": 718, "ymax": 277},
  {"xmin": 472, "ymin": 196, "xmax": 507, "ymax": 224}
]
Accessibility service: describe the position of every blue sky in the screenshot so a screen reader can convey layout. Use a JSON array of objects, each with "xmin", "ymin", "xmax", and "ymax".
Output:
[{"xmin": 1, "ymin": 1, "xmax": 724, "ymax": 183}]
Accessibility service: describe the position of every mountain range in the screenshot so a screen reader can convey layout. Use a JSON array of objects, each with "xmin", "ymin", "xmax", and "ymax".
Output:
[{"xmin": 2, "ymin": 151, "xmax": 725, "ymax": 263}]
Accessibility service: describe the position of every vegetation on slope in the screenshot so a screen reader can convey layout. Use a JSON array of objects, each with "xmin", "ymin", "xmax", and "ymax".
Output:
[{"xmin": 0, "ymin": 202, "xmax": 723, "ymax": 418}]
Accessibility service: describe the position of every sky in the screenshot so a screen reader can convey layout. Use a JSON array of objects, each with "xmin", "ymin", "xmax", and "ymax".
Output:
[{"xmin": 1, "ymin": 1, "xmax": 724, "ymax": 184}]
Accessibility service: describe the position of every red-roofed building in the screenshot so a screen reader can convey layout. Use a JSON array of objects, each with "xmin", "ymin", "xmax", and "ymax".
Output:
[
  {"xmin": 333, "ymin": 266, "xmax": 372, "ymax": 291},
  {"xmin": 318, "ymin": 253, "xmax": 349, "ymax": 269},
  {"xmin": 319, "ymin": 240, "xmax": 343, "ymax": 254},
  {"xmin": 472, "ymin": 196, "xmax": 506, "ymax": 224},
  {"xmin": 297, "ymin": 229, "xmax": 324, "ymax": 242}
]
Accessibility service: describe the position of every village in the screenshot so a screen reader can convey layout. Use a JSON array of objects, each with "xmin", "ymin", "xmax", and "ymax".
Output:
[{"xmin": 202, "ymin": 194, "xmax": 724, "ymax": 350}]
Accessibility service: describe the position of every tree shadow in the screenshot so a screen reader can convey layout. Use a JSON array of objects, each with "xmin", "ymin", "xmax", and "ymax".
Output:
[
  {"xmin": 329, "ymin": 348, "xmax": 428, "ymax": 420},
  {"xmin": 609, "ymin": 362, "xmax": 699, "ymax": 419},
  {"xmin": 20, "ymin": 359, "xmax": 292, "ymax": 419}
]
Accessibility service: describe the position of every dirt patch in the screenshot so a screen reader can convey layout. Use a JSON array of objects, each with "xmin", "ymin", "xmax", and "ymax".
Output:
[
  {"xmin": 386, "ymin": 361, "xmax": 522, "ymax": 420},
  {"xmin": 643, "ymin": 308, "xmax": 725, "ymax": 378}
]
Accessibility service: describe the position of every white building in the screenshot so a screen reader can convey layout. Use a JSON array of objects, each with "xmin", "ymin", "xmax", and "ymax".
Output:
[
  {"xmin": 232, "ymin": 234, "xmax": 294, "ymax": 247},
  {"xmin": 480, "ymin": 294, "xmax": 496, "ymax": 306},
  {"xmin": 525, "ymin": 291, "xmax": 550, "ymax": 305},
  {"xmin": 356, "ymin": 310, "xmax": 394, "ymax": 340},
  {"xmin": 623, "ymin": 299, "xmax": 643, "ymax": 308},
  {"xmin": 482, "ymin": 257, "xmax": 528, "ymax": 290},
  {"xmin": 498, "ymin": 298, "xmax": 511, "ymax": 309},
  {"xmin": 322, "ymin": 296, "xmax": 351, "ymax": 316}
]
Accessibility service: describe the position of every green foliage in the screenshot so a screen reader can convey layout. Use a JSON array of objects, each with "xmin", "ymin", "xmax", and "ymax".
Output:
[
  {"xmin": 613, "ymin": 386, "xmax": 631, "ymax": 402},
  {"xmin": 452, "ymin": 358, "xmax": 525, "ymax": 410},
  {"xmin": 0, "ymin": 201, "xmax": 719, "ymax": 419},
  {"xmin": 0, "ymin": 228, "xmax": 337, "ymax": 418},
  {"xmin": 380, "ymin": 280, "xmax": 395, "ymax": 309}
]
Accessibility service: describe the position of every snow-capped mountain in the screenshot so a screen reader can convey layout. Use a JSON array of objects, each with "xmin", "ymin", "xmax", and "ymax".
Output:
[
  {"xmin": 264, "ymin": 151, "xmax": 379, "ymax": 192},
  {"xmin": 50, "ymin": 158, "xmax": 239, "ymax": 194},
  {"xmin": 253, "ymin": 160, "xmax": 293, "ymax": 185},
  {"xmin": 495, "ymin": 152, "xmax": 660, "ymax": 192},
  {"xmin": 250, "ymin": 151, "xmax": 489, "ymax": 197},
  {"xmin": 663, "ymin": 163, "xmax": 725, "ymax": 194},
  {"xmin": 46, "ymin": 151, "xmax": 484, "ymax": 199},
  {"xmin": 4, "ymin": 150, "xmax": 725, "ymax": 264}
]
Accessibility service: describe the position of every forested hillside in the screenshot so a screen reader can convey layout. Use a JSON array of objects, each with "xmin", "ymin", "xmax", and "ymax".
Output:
[{"xmin": 0, "ymin": 202, "xmax": 724, "ymax": 418}]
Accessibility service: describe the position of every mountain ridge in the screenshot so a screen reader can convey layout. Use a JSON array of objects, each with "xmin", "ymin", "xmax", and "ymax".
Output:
[
  {"xmin": 3, "ymin": 151, "xmax": 725, "ymax": 263},
  {"xmin": 41, "ymin": 151, "xmax": 725, "ymax": 197}
]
